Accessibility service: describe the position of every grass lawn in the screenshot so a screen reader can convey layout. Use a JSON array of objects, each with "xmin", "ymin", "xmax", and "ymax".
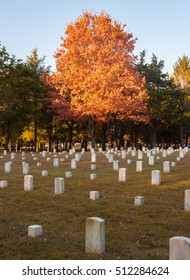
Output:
[{"xmin": 0, "ymin": 148, "xmax": 190, "ymax": 260}]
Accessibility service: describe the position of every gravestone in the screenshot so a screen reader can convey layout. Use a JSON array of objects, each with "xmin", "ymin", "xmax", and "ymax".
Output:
[
  {"xmin": 121, "ymin": 151, "xmax": 126, "ymax": 159},
  {"xmin": 163, "ymin": 161, "xmax": 170, "ymax": 173},
  {"xmin": 28, "ymin": 225, "xmax": 42, "ymax": 237},
  {"xmin": 24, "ymin": 175, "xmax": 33, "ymax": 191},
  {"xmin": 71, "ymin": 159, "xmax": 77, "ymax": 169},
  {"xmin": 108, "ymin": 154, "xmax": 114, "ymax": 163},
  {"xmin": 184, "ymin": 189, "xmax": 190, "ymax": 211},
  {"xmin": 169, "ymin": 236, "xmax": 190, "ymax": 259},
  {"xmin": 91, "ymin": 164, "xmax": 96, "ymax": 170},
  {"xmin": 42, "ymin": 170, "xmax": 48, "ymax": 176},
  {"xmin": 118, "ymin": 168, "xmax": 127, "ymax": 182},
  {"xmin": 148, "ymin": 155, "xmax": 155, "ymax": 165},
  {"xmin": 53, "ymin": 158, "xmax": 59, "ymax": 167},
  {"xmin": 5, "ymin": 162, "xmax": 11, "ymax": 173},
  {"xmin": 11, "ymin": 152, "xmax": 15, "ymax": 160},
  {"xmin": 136, "ymin": 161, "xmax": 143, "ymax": 172},
  {"xmin": 54, "ymin": 177, "xmax": 64, "ymax": 194},
  {"xmin": 138, "ymin": 151, "xmax": 143, "ymax": 160},
  {"xmin": 66, "ymin": 171, "xmax": 72, "ymax": 178},
  {"xmin": 85, "ymin": 217, "xmax": 105, "ymax": 254},
  {"xmin": 91, "ymin": 153, "xmax": 96, "ymax": 163},
  {"xmin": 90, "ymin": 191, "xmax": 99, "ymax": 200},
  {"xmin": 0, "ymin": 180, "xmax": 8, "ymax": 188},
  {"xmin": 113, "ymin": 160, "xmax": 119, "ymax": 171},
  {"xmin": 75, "ymin": 153, "xmax": 81, "ymax": 161},
  {"xmin": 90, "ymin": 174, "xmax": 97, "ymax": 180},
  {"xmin": 134, "ymin": 196, "xmax": 144, "ymax": 206},
  {"xmin": 23, "ymin": 163, "xmax": 29, "ymax": 175},
  {"xmin": 151, "ymin": 170, "xmax": 161, "ymax": 185}
]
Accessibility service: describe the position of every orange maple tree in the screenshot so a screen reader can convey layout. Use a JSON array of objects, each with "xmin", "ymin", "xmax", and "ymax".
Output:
[{"xmin": 52, "ymin": 11, "xmax": 149, "ymax": 147}]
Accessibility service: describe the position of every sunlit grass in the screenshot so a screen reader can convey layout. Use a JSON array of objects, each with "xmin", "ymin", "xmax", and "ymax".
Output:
[{"xmin": 0, "ymin": 148, "xmax": 190, "ymax": 259}]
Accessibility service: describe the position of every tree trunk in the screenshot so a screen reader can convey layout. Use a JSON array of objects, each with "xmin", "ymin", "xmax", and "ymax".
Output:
[
  {"xmin": 34, "ymin": 120, "xmax": 38, "ymax": 152},
  {"xmin": 88, "ymin": 119, "xmax": 96, "ymax": 149},
  {"xmin": 180, "ymin": 122, "xmax": 183, "ymax": 147},
  {"xmin": 101, "ymin": 122, "xmax": 107, "ymax": 151}
]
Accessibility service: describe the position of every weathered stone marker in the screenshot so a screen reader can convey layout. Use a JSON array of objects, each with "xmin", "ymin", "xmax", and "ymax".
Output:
[
  {"xmin": 42, "ymin": 170, "xmax": 48, "ymax": 176},
  {"xmin": 184, "ymin": 189, "xmax": 190, "ymax": 211},
  {"xmin": 71, "ymin": 159, "xmax": 77, "ymax": 169},
  {"xmin": 28, "ymin": 225, "xmax": 42, "ymax": 237},
  {"xmin": 0, "ymin": 180, "xmax": 8, "ymax": 188},
  {"xmin": 91, "ymin": 164, "xmax": 96, "ymax": 170},
  {"xmin": 163, "ymin": 161, "xmax": 170, "ymax": 173},
  {"xmin": 90, "ymin": 174, "xmax": 97, "ymax": 180},
  {"xmin": 23, "ymin": 163, "xmax": 29, "ymax": 175},
  {"xmin": 85, "ymin": 217, "xmax": 105, "ymax": 254},
  {"xmin": 113, "ymin": 160, "xmax": 119, "ymax": 171},
  {"xmin": 24, "ymin": 175, "xmax": 33, "ymax": 191},
  {"xmin": 118, "ymin": 168, "xmax": 127, "ymax": 182},
  {"xmin": 134, "ymin": 196, "xmax": 144, "ymax": 206},
  {"xmin": 91, "ymin": 153, "xmax": 96, "ymax": 163},
  {"xmin": 148, "ymin": 155, "xmax": 155, "ymax": 165},
  {"xmin": 169, "ymin": 236, "xmax": 190, "ymax": 259},
  {"xmin": 66, "ymin": 171, "xmax": 72, "ymax": 178},
  {"xmin": 5, "ymin": 162, "xmax": 11, "ymax": 173},
  {"xmin": 54, "ymin": 177, "xmax": 64, "ymax": 194},
  {"xmin": 151, "ymin": 170, "xmax": 161, "ymax": 185},
  {"xmin": 136, "ymin": 161, "xmax": 143, "ymax": 172},
  {"xmin": 90, "ymin": 191, "xmax": 99, "ymax": 200}
]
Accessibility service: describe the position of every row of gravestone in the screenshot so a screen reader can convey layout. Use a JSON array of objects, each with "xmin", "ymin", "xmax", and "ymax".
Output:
[
  {"xmin": 1, "ymin": 147, "xmax": 190, "ymax": 259},
  {"xmin": 27, "ymin": 216, "xmax": 190, "ymax": 259}
]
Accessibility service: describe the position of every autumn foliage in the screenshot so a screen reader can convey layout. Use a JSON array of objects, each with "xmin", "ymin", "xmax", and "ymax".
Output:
[{"xmin": 52, "ymin": 12, "xmax": 149, "ymax": 145}]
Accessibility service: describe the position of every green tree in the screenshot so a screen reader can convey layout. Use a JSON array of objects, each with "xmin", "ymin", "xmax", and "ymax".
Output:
[
  {"xmin": 173, "ymin": 55, "xmax": 190, "ymax": 145},
  {"xmin": 26, "ymin": 49, "xmax": 50, "ymax": 151},
  {"xmin": 0, "ymin": 43, "xmax": 33, "ymax": 150},
  {"xmin": 138, "ymin": 51, "xmax": 182, "ymax": 147}
]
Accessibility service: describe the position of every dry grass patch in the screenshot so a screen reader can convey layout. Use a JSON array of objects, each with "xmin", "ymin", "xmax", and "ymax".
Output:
[{"xmin": 0, "ymin": 149, "xmax": 190, "ymax": 259}]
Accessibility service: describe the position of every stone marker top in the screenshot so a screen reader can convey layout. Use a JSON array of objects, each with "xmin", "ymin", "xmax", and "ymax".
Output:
[
  {"xmin": 170, "ymin": 236, "xmax": 190, "ymax": 242},
  {"xmin": 87, "ymin": 217, "xmax": 104, "ymax": 223}
]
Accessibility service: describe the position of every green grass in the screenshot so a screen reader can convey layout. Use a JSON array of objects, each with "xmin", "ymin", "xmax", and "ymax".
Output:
[{"xmin": 0, "ymin": 149, "xmax": 190, "ymax": 260}]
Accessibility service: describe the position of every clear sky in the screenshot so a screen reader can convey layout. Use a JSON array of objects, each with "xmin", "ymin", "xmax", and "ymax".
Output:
[{"xmin": 0, "ymin": 0, "xmax": 190, "ymax": 74}]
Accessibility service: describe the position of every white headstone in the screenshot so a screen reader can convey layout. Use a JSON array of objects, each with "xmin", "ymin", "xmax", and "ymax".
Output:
[
  {"xmin": 42, "ymin": 170, "xmax": 48, "ymax": 176},
  {"xmin": 54, "ymin": 177, "xmax": 64, "ymax": 194},
  {"xmin": 71, "ymin": 159, "xmax": 77, "ymax": 169},
  {"xmin": 151, "ymin": 170, "xmax": 161, "ymax": 185},
  {"xmin": 163, "ymin": 161, "xmax": 170, "ymax": 173},
  {"xmin": 121, "ymin": 151, "xmax": 126, "ymax": 159},
  {"xmin": 148, "ymin": 155, "xmax": 155, "ymax": 165},
  {"xmin": 134, "ymin": 196, "xmax": 145, "ymax": 206},
  {"xmin": 0, "ymin": 180, "xmax": 8, "ymax": 188},
  {"xmin": 136, "ymin": 161, "xmax": 143, "ymax": 172},
  {"xmin": 85, "ymin": 217, "xmax": 105, "ymax": 254},
  {"xmin": 5, "ymin": 162, "xmax": 11, "ymax": 173},
  {"xmin": 118, "ymin": 168, "xmax": 127, "ymax": 182},
  {"xmin": 90, "ymin": 191, "xmax": 99, "ymax": 200},
  {"xmin": 91, "ymin": 153, "xmax": 96, "ymax": 163},
  {"xmin": 65, "ymin": 171, "xmax": 72, "ymax": 178},
  {"xmin": 28, "ymin": 225, "xmax": 42, "ymax": 237},
  {"xmin": 113, "ymin": 160, "xmax": 119, "ymax": 171},
  {"xmin": 24, "ymin": 175, "xmax": 33, "ymax": 191},
  {"xmin": 11, "ymin": 152, "xmax": 15, "ymax": 160},
  {"xmin": 90, "ymin": 174, "xmax": 97, "ymax": 180},
  {"xmin": 53, "ymin": 158, "xmax": 59, "ymax": 167},
  {"xmin": 91, "ymin": 164, "xmax": 96, "ymax": 170},
  {"xmin": 23, "ymin": 163, "xmax": 29, "ymax": 175},
  {"xmin": 184, "ymin": 189, "xmax": 190, "ymax": 211},
  {"xmin": 169, "ymin": 236, "xmax": 190, "ymax": 260}
]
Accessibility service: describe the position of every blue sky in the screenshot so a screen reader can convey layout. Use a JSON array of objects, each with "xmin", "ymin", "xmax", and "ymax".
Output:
[{"xmin": 0, "ymin": 0, "xmax": 190, "ymax": 74}]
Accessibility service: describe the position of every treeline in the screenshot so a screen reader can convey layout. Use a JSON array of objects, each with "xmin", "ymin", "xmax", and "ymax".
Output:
[{"xmin": 0, "ymin": 14, "xmax": 190, "ymax": 152}]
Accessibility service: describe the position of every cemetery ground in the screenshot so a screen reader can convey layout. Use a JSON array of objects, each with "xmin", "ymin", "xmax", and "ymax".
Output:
[{"xmin": 0, "ymin": 148, "xmax": 190, "ymax": 260}]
